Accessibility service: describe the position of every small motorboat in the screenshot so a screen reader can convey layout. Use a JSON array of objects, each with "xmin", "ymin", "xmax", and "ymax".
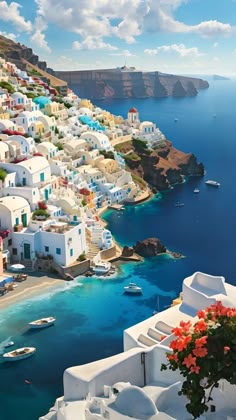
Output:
[
  {"xmin": 2, "ymin": 347, "xmax": 36, "ymax": 361},
  {"xmin": 92, "ymin": 262, "xmax": 111, "ymax": 275},
  {"xmin": 124, "ymin": 282, "xmax": 142, "ymax": 294},
  {"xmin": 174, "ymin": 202, "xmax": 184, "ymax": 207},
  {"xmin": 28, "ymin": 317, "xmax": 56, "ymax": 329},
  {"xmin": 193, "ymin": 188, "xmax": 200, "ymax": 193},
  {"xmin": 205, "ymin": 180, "xmax": 220, "ymax": 187},
  {"xmin": 4, "ymin": 341, "xmax": 14, "ymax": 348}
]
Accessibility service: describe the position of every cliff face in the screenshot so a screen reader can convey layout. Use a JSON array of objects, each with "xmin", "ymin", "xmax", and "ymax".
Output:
[
  {"xmin": 0, "ymin": 35, "xmax": 53, "ymax": 73},
  {"xmin": 116, "ymin": 140, "xmax": 204, "ymax": 191},
  {"xmin": 55, "ymin": 68, "xmax": 209, "ymax": 99}
]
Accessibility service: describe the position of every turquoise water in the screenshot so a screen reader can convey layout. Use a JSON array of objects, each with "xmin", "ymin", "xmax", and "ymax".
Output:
[{"xmin": 1, "ymin": 79, "xmax": 236, "ymax": 419}]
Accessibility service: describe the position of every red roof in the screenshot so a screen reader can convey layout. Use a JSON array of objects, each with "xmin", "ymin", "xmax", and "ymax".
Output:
[{"xmin": 128, "ymin": 107, "xmax": 138, "ymax": 113}]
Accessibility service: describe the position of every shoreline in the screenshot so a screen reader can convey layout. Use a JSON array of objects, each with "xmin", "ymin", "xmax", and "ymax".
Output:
[{"xmin": 0, "ymin": 274, "xmax": 64, "ymax": 311}]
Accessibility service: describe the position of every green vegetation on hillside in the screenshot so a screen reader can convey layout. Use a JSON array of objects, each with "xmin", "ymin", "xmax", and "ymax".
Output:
[{"xmin": 0, "ymin": 81, "xmax": 15, "ymax": 93}]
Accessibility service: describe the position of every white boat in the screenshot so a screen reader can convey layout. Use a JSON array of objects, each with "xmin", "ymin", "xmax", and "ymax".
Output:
[
  {"xmin": 194, "ymin": 188, "xmax": 200, "ymax": 193},
  {"xmin": 174, "ymin": 202, "xmax": 184, "ymax": 207},
  {"xmin": 205, "ymin": 180, "xmax": 220, "ymax": 187},
  {"xmin": 124, "ymin": 282, "xmax": 142, "ymax": 294},
  {"xmin": 28, "ymin": 317, "xmax": 56, "ymax": 329},
  {"xmin": 2, "ymin": 347, "xmax": 36, "ymax": 361},
  {"xmin": 4, "ymin": 341, "xmax": 14, "ymax": 348},
  {"xmin": 92, "ymin": 262, "xmax": 111, "ymax": 274}
]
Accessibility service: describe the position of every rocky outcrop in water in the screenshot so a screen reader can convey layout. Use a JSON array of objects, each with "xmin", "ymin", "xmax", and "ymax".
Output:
[{"xmin": 134, "ymin": 238, "xmax": 166, "ymax": 257}]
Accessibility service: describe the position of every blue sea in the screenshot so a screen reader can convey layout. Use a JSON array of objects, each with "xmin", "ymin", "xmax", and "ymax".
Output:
[{"xmin": 1, "ymin": 79, "xmax": 236, "ymax": 420}]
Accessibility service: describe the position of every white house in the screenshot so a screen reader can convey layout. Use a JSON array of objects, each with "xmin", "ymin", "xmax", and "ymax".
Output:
[
  {"xmin": 11, "ymin": 91, "xmax": 31, "ymax": 107},
  {"xmin": 0, "ymin": 142, "xmax": 10, "ymax": 162},
  {"xmin": 36, "ymin": 142, "xmax": 58, "ymax": 160},
  {"xmin": 8, "ymin": 134, "xmax": 36, "ymax": 155},
  {"xmin": 0, "ymin": 156, "xmax": 51, "ymax": 187},
  {"xmin": 80, "ymin": 131, "xmax": 112, "ymax": 151},
  {"xmin": 40, "ymin": 272, "xmax": 236, "ymax": 420},
  {"xmin": 0, "ymin": 195, "xmax": 31, "ymax": 229}
]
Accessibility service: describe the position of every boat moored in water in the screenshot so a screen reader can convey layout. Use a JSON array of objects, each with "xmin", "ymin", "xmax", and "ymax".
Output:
[
  {"xmin": 92, "ymin": 262, "xmax": 111, "ymax": 274},
  {"xmin": 2, "ymin": 347, "xmax": 36, "ymax": 361},
  {"xmin": 205, "ymin": 180, "xmax": 220, "ymax": 187},
  {"xmin": 124, "ymin": 282, "xmax": 142, "ymax": 294},
  {"xmin": 4, "ymin": 341, "xmax": 14, "ymax": 348},
  {"xmin": 174, "ymin": 202, "xmax": 184, "ymax": 207},
  {"xmin": 194, "ymin": 188, "xmax": 200, "ymax": 193},
  {"xmin": 28, "ymin": 317, "xmax": 56, "ymax": 329}
]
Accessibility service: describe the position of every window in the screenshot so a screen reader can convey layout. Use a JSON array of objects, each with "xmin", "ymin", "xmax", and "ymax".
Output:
[
  {"xmin": 15, "ymin": 217, "xmax": 19, "ymax": 225},
  {"xmin": 70, "ymin": 248, "xmax": 73, "ymax": 257},
  {"xmin": 78, "ymin": 229, "xmax": 81, "ymax": 235},
  {"xmin": 40, "ymin": 172, "xmax": 45, "ymax": 182},
  {"xmin": 56, "ymin": 248, "xmax": 61, "ymax": 255},
  {"xmin": 8, "ymin": 239, "xmax": 12, "ymax": 246},
  {"xmin": 12, "ymin": 248, "xmax": 17, "ymax": 255},
  {"xmin": 45, "ymin": 246, "xmax": 49, "ymax": 252}
]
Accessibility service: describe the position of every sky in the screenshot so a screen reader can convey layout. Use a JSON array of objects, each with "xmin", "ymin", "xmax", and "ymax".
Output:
[{"xmin": 0, "ymin": 0, "xmax": 236, "ymax": 74}]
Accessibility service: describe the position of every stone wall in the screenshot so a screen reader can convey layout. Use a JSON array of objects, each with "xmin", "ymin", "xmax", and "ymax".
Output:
[
  {"xmin": 34, "ymin": 258, "xmax": 90, "ymax": 279},
  {"xmin": 100, "ymin": 246, "xmax": 117, "ymax": 260}
]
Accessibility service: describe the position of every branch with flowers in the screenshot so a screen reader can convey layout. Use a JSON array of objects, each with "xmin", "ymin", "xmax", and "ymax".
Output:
[{"xmin": 161, "ymin": 301, "xmax": 236, "ymax": 419}]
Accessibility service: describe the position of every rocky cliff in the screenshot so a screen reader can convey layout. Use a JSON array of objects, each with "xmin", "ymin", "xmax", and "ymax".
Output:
[
  {"xmin": 0, "ymin": 35, "xmax": 53, "ymax": 73},
  {"xmin": 55, "ymin": 68, "xmax": 209, "ymax": 99},
  {"xmin": 115, "ymin": 139, "xmax": 204, "ymax": 191}
]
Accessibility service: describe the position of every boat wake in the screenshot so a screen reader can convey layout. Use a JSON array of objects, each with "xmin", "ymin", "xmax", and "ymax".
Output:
[{"xmin": 0, "ymin": 337, "xmax": 13, "ymax": 355}]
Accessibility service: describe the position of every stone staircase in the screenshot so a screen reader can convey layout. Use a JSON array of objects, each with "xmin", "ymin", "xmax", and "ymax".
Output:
[
  {"xmin": 21, "ymin": 259, "xmax": 34, "ymax": 271},
  {"xmin": 86, "ymin": 243, "xmax": 100, "ymax": 262}
]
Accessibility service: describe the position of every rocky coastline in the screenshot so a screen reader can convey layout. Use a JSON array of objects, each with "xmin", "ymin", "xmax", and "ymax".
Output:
[
  {"xmin": 121, "ymin": 238, "xmax": 184, "ymax": 260},
  {"xmin": 115, "ymin": 139, "xmax": 204, "ymax": 192}
]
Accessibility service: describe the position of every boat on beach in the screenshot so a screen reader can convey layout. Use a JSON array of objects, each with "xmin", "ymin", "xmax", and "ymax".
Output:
[
  {"xmin": 2, "ymin": 347, "xmax": 36, "ymax": 361},
  {"xmin": 205, "ymin": 180, "xmax": 220, "ymax": 187},
  {"xmin": 28, "ymin": 317, "xmax": 56, "ymax": 329},
  {"xmin": 92, "ymin": 262, "xmax": 111, "ymax": 274},
  {"xmin": 124, "ymin": 282, "xmax": 142, "ymax": 294}
]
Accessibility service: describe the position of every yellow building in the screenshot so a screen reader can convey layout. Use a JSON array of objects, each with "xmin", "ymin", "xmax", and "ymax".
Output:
[
  {"xmin": 78, "ymin": 99, "xmax": 94, "ymax": 110},
  {"xmin": 97, "ymin": 158, "xmax": 119, "ymax": 174}
]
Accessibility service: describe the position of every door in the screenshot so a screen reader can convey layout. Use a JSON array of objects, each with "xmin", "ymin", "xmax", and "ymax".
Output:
[
  {"xmin": 22, "ymin": 178, "xmax": 26, "ymax": 186},
  {"xmin": 23, "ymin": 243, "xmax": 31, "ymax": 259},
  {"xmin": 21, "ymin": 213, "xmax": 27, "ymax": 227},
  {"xmin": 44, "ymin": 189, "xmax": 49, "ymax": 201}
]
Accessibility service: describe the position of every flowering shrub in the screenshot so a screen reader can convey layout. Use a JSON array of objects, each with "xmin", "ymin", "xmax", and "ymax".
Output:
[{"xmin": 161, "ymin": 301, "xmax": 236, "ymax": 419}]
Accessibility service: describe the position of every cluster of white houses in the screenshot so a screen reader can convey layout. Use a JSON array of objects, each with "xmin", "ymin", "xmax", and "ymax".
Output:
[{"xmin": 0, "ymin": 57, "xmax": 167, "ymax": 271}]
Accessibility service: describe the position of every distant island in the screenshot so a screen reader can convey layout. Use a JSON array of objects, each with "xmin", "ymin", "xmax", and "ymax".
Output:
[
  {"xmin": 212, "ymin": 74, "xmax": 230, "ymax": 80},
  {"xmin": 55, "ymin": 67, "xmax": 209, "ymax": 99}
]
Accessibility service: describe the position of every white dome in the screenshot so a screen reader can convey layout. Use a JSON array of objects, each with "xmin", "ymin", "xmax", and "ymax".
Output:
[{"xmin": 110, "ymin": 385, "xmax": 158, "ymax": 419}]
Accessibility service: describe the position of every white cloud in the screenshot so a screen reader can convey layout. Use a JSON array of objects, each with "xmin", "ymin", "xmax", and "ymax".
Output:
[
  {"xmin": 144, "ymin": 44, "xmax": 204, "ymax": 57},
  {"xmin": 34, "ymin": 0, "xmax": 234, "ymax": 48},
  {"xmin": 0, "ymin": 1, "xmax": 32, "ymax": 32},
  {"xmin": 73, "ymin": 37, "xmax": 117, "ymax": 51},
  {"xmin": 30, "ymin": 16, "xmax": 51, "ymax": 53},
  {"xmin": 110, "ymin": 49, "xmax": 136, "ymax": 57},
  {"xmin": 190, "ymin": 20, "xmax": 231, "ymax": 37},
  {"xmin": 0, "ymin": 31, "xmax": 18, "ymax": 41}
]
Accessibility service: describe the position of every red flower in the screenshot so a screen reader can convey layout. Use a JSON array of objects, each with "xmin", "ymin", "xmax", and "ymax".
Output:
[
  {"xmin": 190, "ymin": 365, "xmax": 200, "ymax": 374},
  {"xmin": 194, "ymin": 319, "xmax": 207, "ymax": 333},
  {"xmin": 183, "ymin": 354, "xmax": 196, "ymax": 368},
  {"xmin": 197, "ymin": 309, "xmax": 206, "ymax": 319},
  {"xmin": 195, "ymin": 336, "xmax": 208, "ymax": 348},
  {"xmin": 167, "ymin": 353, "xmax": 178, "ymax": 362},
  {"xmin": 193, "ymin": 347, "xmax": 208, "ymax": 358},
  {"xmin": 224, "ymin": 346, "xmax": 230, "ymax": 353},
  {"xmin": 160, "ymin": 335, "xmax": 167, "ymax": 341}
]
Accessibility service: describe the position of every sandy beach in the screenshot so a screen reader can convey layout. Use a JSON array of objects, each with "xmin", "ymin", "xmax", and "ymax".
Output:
[{"xmin": 0, "ymin": 273, "xmax": 64, "ymax": 311}]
